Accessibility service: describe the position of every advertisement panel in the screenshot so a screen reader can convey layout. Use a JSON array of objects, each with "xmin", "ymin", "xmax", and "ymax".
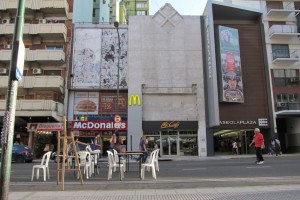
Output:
[
  {"xmin": 99, "ymin": 92, "xmax": 127, "ymax": 114},
  {"xmin": 74, "ymin": 92, "xmax": 99, "ymax": 115},
  {"xmin": 218, "ymin": 25, "xmax": 244, "ymax": 103}
]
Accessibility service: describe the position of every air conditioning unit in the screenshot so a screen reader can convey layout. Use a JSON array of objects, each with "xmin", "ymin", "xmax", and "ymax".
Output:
[
  {"xmin": 33, "ymin": 68, "xmax": 42, "ymax": 75},
  {"xmin": 277, "ymin": 102, "xmax": 286, "ymax": 107},
  {"xmin": 2, "ymin": 19, "xmax": 9, "ymax": 24},
  {"xmin": 290, "ymin": 77, "xmax": 300, "ymax": 82},
  {"xmin": 4, "ymin": 44, "xmax": 11, "ymax": 49},
  {"xmin": 39, "ymin": 19, "xmax": 47, "ymax": 24},
  {"xmin": 0, "ymin": 68, "xmax": 7, "ymax": 74}
]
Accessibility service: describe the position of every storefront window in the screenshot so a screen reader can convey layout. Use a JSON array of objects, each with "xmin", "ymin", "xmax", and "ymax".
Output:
[{"xmin": 144, "ymin": 130, "xmax": 198, "ymax": 156}]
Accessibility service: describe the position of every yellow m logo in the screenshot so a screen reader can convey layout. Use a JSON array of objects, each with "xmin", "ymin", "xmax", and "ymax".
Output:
[{"xmin": 128, "ymin": 94, "xmax": 141, "ymax": 106}]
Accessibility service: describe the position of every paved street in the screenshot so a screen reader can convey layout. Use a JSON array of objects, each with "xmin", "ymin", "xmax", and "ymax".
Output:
[{"xmin": 7, "ymin": 154, "xmax": 300, "ymax": 199}]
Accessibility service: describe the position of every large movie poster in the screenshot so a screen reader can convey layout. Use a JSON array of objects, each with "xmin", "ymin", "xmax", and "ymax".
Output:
[{"xmin": 218, "ymin": 26, "xmax": 244, "ymax": 103}]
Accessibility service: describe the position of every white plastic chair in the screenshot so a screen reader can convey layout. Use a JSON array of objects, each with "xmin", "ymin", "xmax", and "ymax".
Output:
[
  {"xmin": 153, "ymin": 149, "xmax": 160, "ymax": 172},
  {"xmin": 31, "ymin": 151, "xmax": 52, "ymax": 181},
  {"xmin": 141, "ymin": 150, "xmax": 156, "ymax": 180},
  {"xmin": 77, "ymin": 151, "xmax": 92, "ymax": 179},
  {"xmin": 86, "ymin": 145, "xmax": 101, "ymax": 174},
  {"xmin": 107, "ymin": 151, "xmax": 125, "ymax": 180},
  {"xmin": 112, "ymin": 149, "xmax": 126, "ymax": 172}
]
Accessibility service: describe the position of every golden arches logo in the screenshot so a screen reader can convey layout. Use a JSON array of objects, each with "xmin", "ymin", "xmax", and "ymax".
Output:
[{"xmin": 128, "ymin": 94, "xmax": 141, "ymax": 106}]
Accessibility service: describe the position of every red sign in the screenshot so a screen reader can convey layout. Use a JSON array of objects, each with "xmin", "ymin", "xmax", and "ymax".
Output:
[
  {"xmin": 99, "ymin": 92, "xmax": 128, "ymax": 114},
  {"xmin": 27, "ymin": 123, "xmax": 64, "ymax": 131},
  {"xmin": 71, "ymin": 120, "xmax": 127, "ymax": 130},
  {"xmin": 114, "ymin": 115, "xmax": 121, "ymax": 123}
]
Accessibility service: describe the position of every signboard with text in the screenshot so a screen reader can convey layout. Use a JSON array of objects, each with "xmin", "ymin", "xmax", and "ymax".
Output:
[
  {"xmin": 99, "ymin": 92, "xmax": 127, "ymax": 114},
  {"xmin": 72, "ymin": 120, "xmax": 127, "ymax": 130}
]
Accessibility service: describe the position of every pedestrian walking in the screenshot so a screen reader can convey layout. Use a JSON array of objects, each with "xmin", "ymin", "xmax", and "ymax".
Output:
[
  {"xmin": 249, "ymin": 128, "xmax": 265, "ymax": 165},
  {"xmin": 274, "ymin": 138, "xmax": 282, "ymax": 156},
  {"xmin": 232, "ymin": 140, "xmax": 238, "ymax": 155}
]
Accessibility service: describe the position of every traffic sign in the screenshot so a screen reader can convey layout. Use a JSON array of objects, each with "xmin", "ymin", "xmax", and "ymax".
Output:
[{"xmin": 114, "ymin": 115, "xmax": 121, "ymax": 123}]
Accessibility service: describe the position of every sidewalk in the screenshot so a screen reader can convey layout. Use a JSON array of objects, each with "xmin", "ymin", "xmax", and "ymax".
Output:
[{"xmin": 9, "ymin": 184, "xmax": 300, "ymax": 200}]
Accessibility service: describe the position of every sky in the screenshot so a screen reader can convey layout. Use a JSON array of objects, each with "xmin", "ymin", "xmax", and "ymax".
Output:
[{"xmin": 149, "ymin": 0, "xmax": 208, "ymax": 16}]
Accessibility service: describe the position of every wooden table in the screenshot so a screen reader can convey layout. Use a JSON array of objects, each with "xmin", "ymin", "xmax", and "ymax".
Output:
[{"xmin": 117, "ymin": 151, "xmax": 145, "ymax": 181}]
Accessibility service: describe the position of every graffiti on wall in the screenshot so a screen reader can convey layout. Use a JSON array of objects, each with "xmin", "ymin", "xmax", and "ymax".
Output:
[
  {"xmin": 101, "ymin": 29, "xmax": 128, "ymax": 89},
  {"xmin": 72, "ymin": 28, "xmax": 128, "ymax": 89}
]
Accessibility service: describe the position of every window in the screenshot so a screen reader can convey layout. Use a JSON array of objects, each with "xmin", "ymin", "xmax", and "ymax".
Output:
[
  {"xmin": 277, "ymin": 94, "xmax": 288, "ymax": 103},
  {"xmin": 136, "ymin": 11, "xmax": 146, "ymax": 15},
  {"xmin": 273, "ymin": 69, "xmax": 285, "ymax": 86},
  {"xmin": 272, "ymin": 44, "xmax": 290, "ymax": 59},
  {"xmin": 93, "ymin": 8, "xmax": 96, "ymax": 17},
  {"xmin": 43, "ymin": 70, "xmax": 61, "ymax": 76},
  {"xmin": 273, "ymin": 69, "xmax": 299, "ymax": 87},
  {"xmin": 136, "ymin": 2, "xmax": 147, "ymax": 8},
  {"xmin": 288, "ymin": 94, "xmax": 298, "ymax": 102}
]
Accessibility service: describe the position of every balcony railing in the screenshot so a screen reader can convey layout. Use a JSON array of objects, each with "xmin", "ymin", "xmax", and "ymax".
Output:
[
  {"xmin": 0, "ymin": 99, "xmax": 64, "ymax": 121},
  {"xmin": 269, "ymin": 25, "xmax": 300, "ymax": 39},
  {"xmin": 0, "ymin": 0, "xmax": 69, "ymax": 17},
  {"xmin": 0, "ymin": 49, "xmax": 65, "ymax": 64},
  {"xmin": 267, "ymin": 2, "xmax": 300, "ymax": 17},
  {"xmin": 0, "ymin": 23, "xmax": 67, "ymax": 42},
  {"xmin": 276, "ymin": 102, "xmax": 300, "ymax": 111},
  {"xmin": 271, "ymin": 49, "xmax": 300, "ymax": 65},
  {"xmin": 0, "ymin": 76, "xmax": 64, "ymax": 93}
]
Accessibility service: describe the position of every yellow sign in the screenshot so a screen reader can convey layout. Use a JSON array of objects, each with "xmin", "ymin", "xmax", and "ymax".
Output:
[
  {"xmin": 161, "ymin": 121, "xmax": 180, "ymax": 129},
  {"xmin": 128, "ymin": 94, "xmax": 141, "ymax": 106}
]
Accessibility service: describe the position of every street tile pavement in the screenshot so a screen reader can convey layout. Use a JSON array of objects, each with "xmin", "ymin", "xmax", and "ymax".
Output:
[{"xmin": 8, "ymin": 184, "xmax": 300, "ymax": 200}]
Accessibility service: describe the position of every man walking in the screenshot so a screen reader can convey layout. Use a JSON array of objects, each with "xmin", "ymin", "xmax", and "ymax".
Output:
[{"xmin": 249, "ymin": 128, "xmax": 265, "ymax": 165}]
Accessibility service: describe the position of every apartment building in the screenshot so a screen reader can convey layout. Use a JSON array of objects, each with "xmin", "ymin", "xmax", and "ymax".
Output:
[
  {"xmin": 263, "ymin": 1, "xmax": 300, "ymax": 152},
  {"xmin": 0, "ymin": 0, "xmax": 73, "ymax": 147},
  {"xmin": 121, "ymin": 0, "xmax": 149, "ymax": 23},
  {"xmin": 73, "ymin": 0, "xmax": 149, "ymax": 24}
]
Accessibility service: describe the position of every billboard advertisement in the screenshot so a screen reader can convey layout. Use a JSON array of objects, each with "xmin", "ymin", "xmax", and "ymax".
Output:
[
  {"xmin": 218, "ymin": 25, "xmax": 244, "ymax": 103},
  {"xmin": 74, "ymin": 92, "xmax": 99, "ymax": 115},
  {"xmin": 72, "ymin": 27, "xmax": 128, "ymax": 89}
]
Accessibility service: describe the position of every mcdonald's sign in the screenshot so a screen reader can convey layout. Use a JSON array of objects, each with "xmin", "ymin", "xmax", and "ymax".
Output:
[{"xmin": 128, "ymin": 94, "xmax": 141, "ymax": 106}]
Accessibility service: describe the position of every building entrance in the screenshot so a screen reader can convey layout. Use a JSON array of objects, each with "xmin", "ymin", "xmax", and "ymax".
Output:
[{"xmin": 213, "ymin": 129, "xmax": 255, "ymax": 155}]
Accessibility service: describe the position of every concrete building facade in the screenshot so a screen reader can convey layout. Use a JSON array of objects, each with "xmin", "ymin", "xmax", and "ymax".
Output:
[{"xmin": 127, "ymin": 4, "xmax": 207, "ymax": 156}]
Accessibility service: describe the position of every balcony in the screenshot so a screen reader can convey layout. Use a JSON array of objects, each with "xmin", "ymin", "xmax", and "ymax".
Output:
[
  {"xmin": 0, "ymin": 100, "xmax": 64, "ymax": 121},
  {"xmin": 271, "ymin": 49, "xmax": 300, "ymax": 65},
  {"xmin": 269, "ymin": 25, "xmax": 300, "ymax": 39},
  {"xmin": 267, "ymin": 3, "xmax": 300, "ymax": 17},
  {"xmin": 0, "ymin": 0, "xmax": 69, "ymax": 17},
  {"xmin": 0, "ymin": 23, "xmax": 67, "ymax": 42},
  {"xmin": 276, "ymin": 101, "xmax": 300, "ymax": 116},
  {"xmin": 0, "ymin": 49, "xmax": 65, "ymax": 65},
  {"xmin": 0, "ymin": 76, "xmax": 64, "ymax": 93}
]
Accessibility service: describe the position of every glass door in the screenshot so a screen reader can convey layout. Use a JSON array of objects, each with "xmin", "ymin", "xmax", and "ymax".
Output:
[{"xmin": 161, "ymin": 131, "xmax": 178, "ymax": 156}]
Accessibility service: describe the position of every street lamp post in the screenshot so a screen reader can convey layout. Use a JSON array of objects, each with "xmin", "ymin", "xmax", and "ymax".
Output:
[{"xmin": 114, "ymin": 21, "xmax": 121, "ymax": 131}]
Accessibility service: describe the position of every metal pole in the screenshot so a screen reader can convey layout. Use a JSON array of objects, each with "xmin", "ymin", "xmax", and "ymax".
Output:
[
  {"xmin": 0, "ymin": 1, "xmax": 26, "ymax": 200},
  {"xmin": 114, "ymin": 21, "xmax": 121, "ymax": 116}
]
